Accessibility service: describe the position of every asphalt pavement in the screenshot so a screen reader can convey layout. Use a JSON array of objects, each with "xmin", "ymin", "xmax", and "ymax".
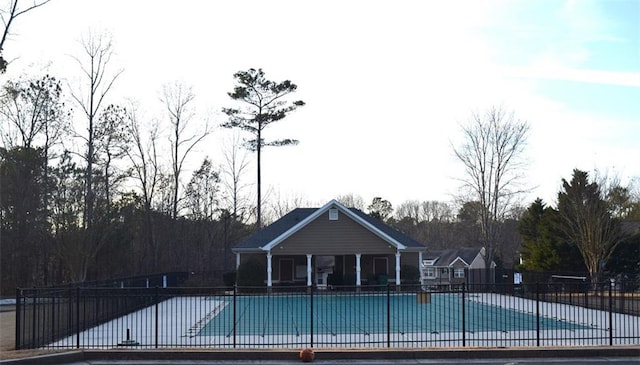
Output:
[
  {"xmin": 1, "ymin": 347, "xmax": 638, "ymax": 365},
  {"xmin": 61, "ymin": 357, "xmax": 640, "ymax": 365}
]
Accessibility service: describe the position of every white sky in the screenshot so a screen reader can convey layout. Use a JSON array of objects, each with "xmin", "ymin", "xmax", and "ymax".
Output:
[{"xmin": 3, "ymin": 0, "xmax": 639, "ymax": 210}]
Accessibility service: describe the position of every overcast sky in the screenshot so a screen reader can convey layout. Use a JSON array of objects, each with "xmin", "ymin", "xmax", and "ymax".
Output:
[{"xmin": 3, "ymin": 0, "xmax": 639, "ymax": 210}]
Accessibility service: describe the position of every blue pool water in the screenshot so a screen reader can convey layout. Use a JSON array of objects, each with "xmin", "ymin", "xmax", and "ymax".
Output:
[{"xmin": 198, "ymin": 293, "xmax": 587, "ymax": 337}]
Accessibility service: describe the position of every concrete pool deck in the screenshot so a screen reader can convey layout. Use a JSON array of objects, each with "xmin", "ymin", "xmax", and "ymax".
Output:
[{"xmin": 46, "ymin": 293, "xmax": 640, "ymax": 349}]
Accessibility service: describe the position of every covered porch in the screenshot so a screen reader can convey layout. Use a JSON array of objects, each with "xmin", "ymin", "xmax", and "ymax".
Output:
[{"xmin": 236, "ymin": 251, "xmax": 424, "ymax": 288}]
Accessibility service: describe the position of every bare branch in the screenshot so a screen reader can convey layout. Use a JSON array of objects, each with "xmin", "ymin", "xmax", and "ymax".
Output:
[
  {"xmin": 451, "ymin": 105, "xmax": 530, "ymax": 268},
  {"xmin": 161, "ymin": 81, "xmax": 211, "ymax": 219},
  {"xmin": 0, "ymin": 0, "xmax": 52, "ymax": 72}
]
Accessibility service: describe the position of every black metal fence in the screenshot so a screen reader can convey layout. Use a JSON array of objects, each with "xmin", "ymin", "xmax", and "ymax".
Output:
[
  {"xmin": 16, "ymin": 281, "xmax": 640, "ymax": 350},
  {"xmin": 48, "ymin": 272, "xmax": 190, "ymax": 289}
]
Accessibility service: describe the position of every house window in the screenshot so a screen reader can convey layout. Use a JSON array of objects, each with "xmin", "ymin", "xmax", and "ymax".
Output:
[
  {"xmin": 424, "ymin": 268, "xmax": 435, "ymax": 278},
  {"xmin": 440, "ymin": 268, "xmax": 449, "ymax": 276},
  {"xmin": 454, "ymin": 268, "xmax": 465, "ymax": 278},
  {"xmin": 422, "ymin": 259, "xmax": 437, "ymax": 266},
  {"xmin": 329, "ymin": 208, "xmax": 339, "ymax": 220}
]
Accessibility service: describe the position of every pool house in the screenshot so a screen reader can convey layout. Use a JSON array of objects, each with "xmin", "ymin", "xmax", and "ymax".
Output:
[{"xmin": 232, "ymin": 200, "xmax": 427, "ymax": 288}]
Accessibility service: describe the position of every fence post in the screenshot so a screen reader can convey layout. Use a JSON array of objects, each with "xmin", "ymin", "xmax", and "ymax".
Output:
[
  {"xmin": 31, "ymin": 289, "xmax": 36, "ymax": 348},
  {"xmin": 461, "ymin": 283, "xmax": 466, "ymax": 347},
  {"xmin": 386, "ymin": 284, "xmax": 390, "ymax": 348},
  {"xmin": 154, "ymin": 286, "xmax": 159, "ymax": 348},
  {"xmin": 233, "ymin": 285, "xmax": 237, "ymax": 348},
  {"xmin": 536, "ymin": 282, "xmax": 540, "ymax": 347},
  {"xmin": 585, "ymin": 286, "xmax": 589, "ymax": 309},
  {"xmin": 51, "ymin": 295, "xmax": 56, "ymax": 347},
  {"xmin": 608, "ymin": 280, "xmax": 613, "ymax": 346},
  {"xmin": 15, "ymin": 289, "xmax": 21, "ymax": 350},
  {"xmin": 76, "ymin": 287, "xmax": 80, "ymax": 349},
  {"xmin": 620, "ymin": 281, "xmax": 625, "ymax": 313},
  {"xmin": 310, "ymin": 284, "xmax": 314, "ymax": 348}
]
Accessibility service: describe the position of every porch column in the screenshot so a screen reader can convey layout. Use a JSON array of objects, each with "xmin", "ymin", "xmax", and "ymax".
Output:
[
  {"xmin": 418, "ymin": 251, "xmax": 424, "ymax": 287},
  {"xmin": 236, "ymin": 253, "xmax": 241, "ymax": 269},
  {"xmin": 306, "ymin": 254, "xmax": 313, "ymax": 286},
  {"xmin": 355, "ymin": 253, "xmax": 362, "ymax": 286},
  {"xmin": 267, "ymin": 252, "xmax": 273, "ymax": 287},
  {"xmin": 395, "ymin": 251, "xmax": 401, "ymax": 285}
]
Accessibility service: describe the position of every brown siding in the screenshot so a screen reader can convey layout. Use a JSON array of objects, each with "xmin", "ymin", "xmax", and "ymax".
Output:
[
  {"xmin": 401, "ymin": 252, "xmax": 419, "ymax": 267},
  {"xmin": 239, "ymin": 254, "xmax": 266, "ymax": 266},
  {"xmin": 273, "ymin": 212, "xmax": 397, "ymax": 255}
]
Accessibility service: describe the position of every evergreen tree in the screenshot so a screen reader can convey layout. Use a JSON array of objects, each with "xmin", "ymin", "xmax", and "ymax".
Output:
[
  {"xmin": 557, "ymin": 169, "xmax": 626, "ymax": 283},
  {"xmin": 518, "ymin": 198, "xmax": 584, "ymax": 272},
  {"xmin": 221, "ymin": 68, "xmax": 304, "ymax": 228}
]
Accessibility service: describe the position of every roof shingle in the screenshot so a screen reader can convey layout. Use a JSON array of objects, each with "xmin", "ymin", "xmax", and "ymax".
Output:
[
  {"xmin": 424, "ymin": 248, "xmax": 482, "ymax": 266},
  {"xmin": 233, "ymin": 205, "xmax": 425, "ymax": 251}
]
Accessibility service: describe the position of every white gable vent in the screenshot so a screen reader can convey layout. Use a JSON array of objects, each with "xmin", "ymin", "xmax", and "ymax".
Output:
[{"xmin": 329, "ymin": 208, "xmax": 339, "ymax": 220}]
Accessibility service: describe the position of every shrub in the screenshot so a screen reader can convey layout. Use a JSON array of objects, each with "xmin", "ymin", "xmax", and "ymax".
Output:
[
  {"xmin": 343, "ymin": 273, "xmax": 355, "ymax": 286},
  {"xmin": 236, "ymin": 258, "xmax": 266, "ymax": 287},
  {"xmin": 401, "ymin": 264, "xmax": 420, "ymax": 284},
  {"xmin": 222, "ymin": 271, "xmax": 237, "ymax": 287}
]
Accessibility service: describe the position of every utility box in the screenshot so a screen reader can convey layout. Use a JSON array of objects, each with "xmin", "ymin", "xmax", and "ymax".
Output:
[{"xmin": 417, "ymin": 292, "xmax": 431, "ymax": 304}]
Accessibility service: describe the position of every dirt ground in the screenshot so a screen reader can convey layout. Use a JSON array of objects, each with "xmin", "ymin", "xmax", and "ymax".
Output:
[
  {"xmin": 0, "ymin": 308, "xmax": 66, "ymax": 360},
  {"xmin": 0, "ymin": 308, "xmax": 15, "ymax": 351}
]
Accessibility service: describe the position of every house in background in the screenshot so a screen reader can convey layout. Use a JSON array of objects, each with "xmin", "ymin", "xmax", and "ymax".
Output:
[
  {"xmin": 232, "ymin": 200, "xmax": 427, "ymax": 288},
  {"xmin": 420, "ymin": 247, "xmax": 495, "ymax": 289}
]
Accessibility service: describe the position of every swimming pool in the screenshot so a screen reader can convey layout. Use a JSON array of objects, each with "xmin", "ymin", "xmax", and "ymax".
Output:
[
  {"xmin": 199, "ymin": 293, "xmax": 588, "ymax": 337},
  {"xmin": 45, "ymin": 289, "xmax": 639, "ymax": 349}
]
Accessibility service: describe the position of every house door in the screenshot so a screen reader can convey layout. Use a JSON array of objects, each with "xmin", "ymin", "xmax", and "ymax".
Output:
[{"xmin": 279, "ymin": 258, "xmax": 294, "ymax": 282}]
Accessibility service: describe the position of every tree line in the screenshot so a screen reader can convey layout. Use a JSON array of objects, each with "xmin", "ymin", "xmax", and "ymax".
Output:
[
  {"xmin": 518, "ymin": 170, "xmax": 640, "ymax": 283},
  {"xmin": 2, "ymin": 21, "xmax": 639, "ymax": 295},
  {"xmin": 344, "ymin": 173, "xmax": 640, "ymax": 286},
  {"xmin": 0, "ymin": 30, "xmax": 305, "ymax": 294}
]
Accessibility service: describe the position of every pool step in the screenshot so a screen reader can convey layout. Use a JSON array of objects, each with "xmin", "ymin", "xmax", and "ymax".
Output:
[{"xmin": 183, "ymin": 300, "xmax": 229, "ymax": 338}]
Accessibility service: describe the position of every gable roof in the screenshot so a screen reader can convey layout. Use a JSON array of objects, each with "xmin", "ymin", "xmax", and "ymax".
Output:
[
  {"xmin": 233, "ymin": 199, "xmax": 425, "ymax": 253},
  {"xmin": 423, "ymin": 248, "xmax": 484, "ymax": 267},
  {"xmin": 233, "ymin": 208, "xmax": 316, "ymax": 251}
]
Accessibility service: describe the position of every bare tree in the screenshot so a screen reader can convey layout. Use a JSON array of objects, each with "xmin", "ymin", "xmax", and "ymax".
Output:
[
  {"xmin": 395, "ymin": 200, "xmax": 422, "ymax": 224},
  {"xmin": 592, "ymin": 169, "xmax": 640, "ymax": 220},
  {"xmin": 452, "ymin": 106, "xmax": 530, "ymax": 273},
  {"xmin": 94, "ymin": 104, "xmax": 130, "ymax": 212},
  {"xmin": 220, "ymin": 132, "xmax": 251, "ymax": 222},
  {"xmin": 184, "ymin": 157, "xmax": 220, "ymax": 221},
  {"xmin": 0, "ymin": 75, "xmax": 68, "ymax": 151},
  {"xmin": 69, "ymin": 30, "xmax": 123, "ymax": 230},
  {"xmin": 161, "ymin": 81, "xmax": 210, "ymax": 220},
  {"xmin": 60, "ymin": 30, "xmax": 123, "ymax": 281},
  {"xmin": 336, "ymin": 193, "xmax": 365, "ymax": 210},
  {"xmin": 124, "ymin": 102, "xmax": 165, "ymax": 271},
  {"xmin": 394, "ymin": 200, "xmax": 454, "ymax": 223},
  {"xmin": 267, "ymin": 190, "xmax": 311, "ymax": 222},
  {"xmin": 0, "ymin": 0, "xmax": 51, "ymax": 72},
  {"xmin": 125, "ymin": 102, "xmax": 161, "ymax": 216},
  {"xmin": 421, "ymin": 200, "xmax": 454, "ymax": 222}
]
